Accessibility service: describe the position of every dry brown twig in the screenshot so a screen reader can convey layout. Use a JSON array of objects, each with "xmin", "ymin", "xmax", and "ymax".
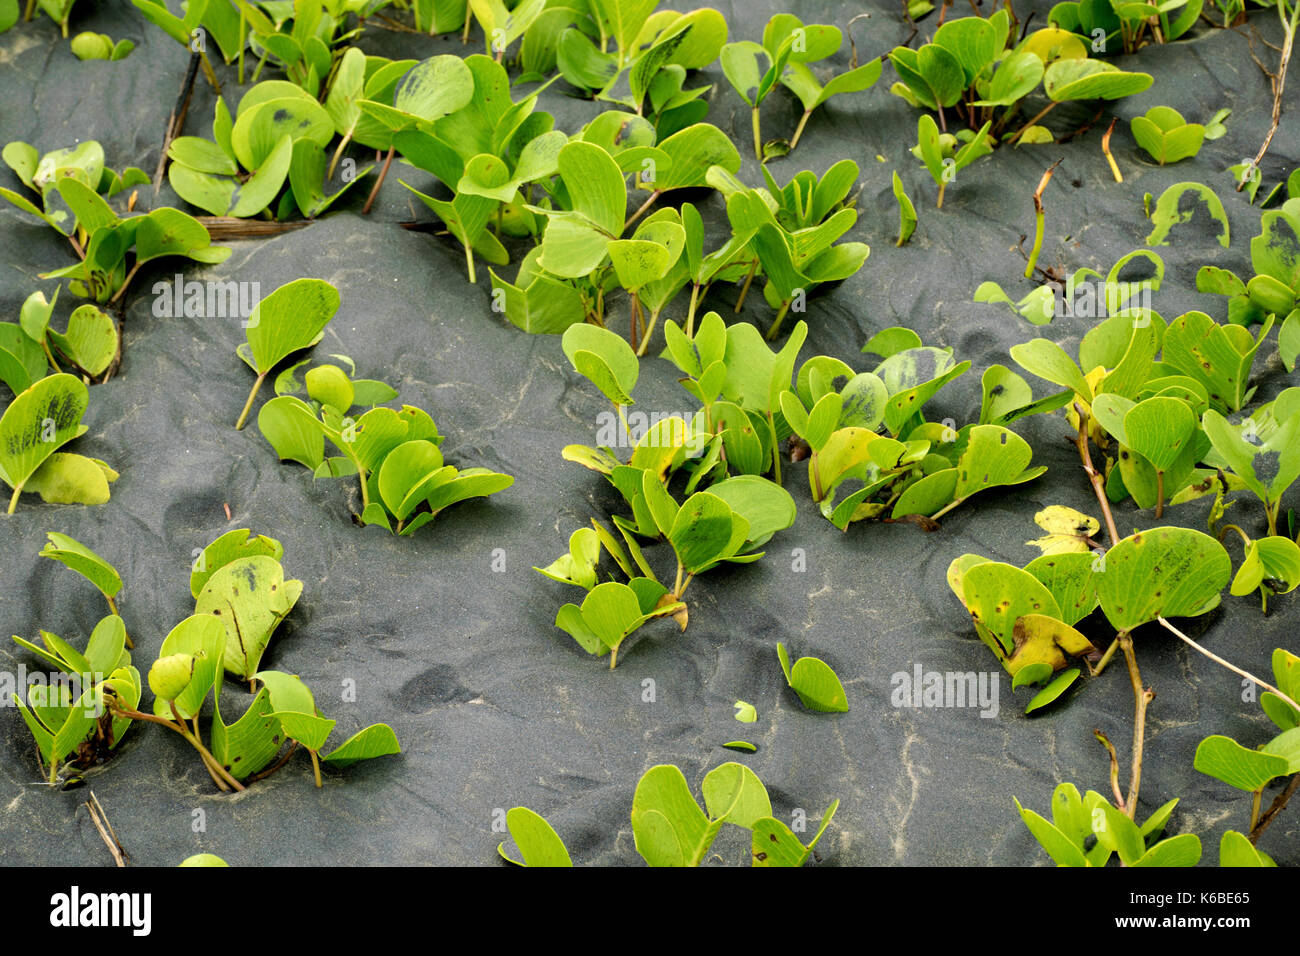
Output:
[{"xmin": 82, "ymin": 792, "xmax": 128, "ymax": 867}]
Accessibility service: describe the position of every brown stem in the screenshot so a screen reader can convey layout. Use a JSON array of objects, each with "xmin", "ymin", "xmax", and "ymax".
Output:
[
  {"xmin": 624, "ymin": 190, "xmax": 661, "ymax": 233},
  {"xmin": 361, "ymin": 146, "xmax": 396, "ymax": 215},
  {"xmin": 734, "ymin": 259, "xmax": 759, "ymax": 313},
  {"xmin": 1250, "ymin": 773, "xmax": 1299, "ymax": 844},
  {"xmin": 1156, "ymin": 617, "xmax": 1300, "ymax": 714},
  {"xmin": 246, "ymin": 741, "xmax": 300, "ymax": 783},
  {"xmin": 1072, "ymin": 405, "xmax": 1120, "ymax": 547},
  {"xmin": 112, "ymin": 703, "xmax": 246, "ymax": 792},
  {"xmin": 153, "ymin": 50, "xmax": 202, "ymax": 195},
  {"xmin": 1119, "ymin": 633, "xmax": 1152, "ymax": 819},
  {"xmin": 1094, "ymin": 729, "xmax": 1126, "ymax": 812},
  {"xmin": 1239, "ymin": 3, "xmax": 1297, "ymax": 190},
  {"xmin": 1009, "ymin": 101, "xmax": 1060, "ymax": 145},
  {"xmin": 82, "ymin": 792, "xmax": 127, "ymax": 866}
]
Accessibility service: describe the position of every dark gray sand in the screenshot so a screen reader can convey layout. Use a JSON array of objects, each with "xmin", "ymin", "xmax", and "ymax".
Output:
[{"xmin": 1, "ymin": 1, "xmax": 1296, "ymax": 865}]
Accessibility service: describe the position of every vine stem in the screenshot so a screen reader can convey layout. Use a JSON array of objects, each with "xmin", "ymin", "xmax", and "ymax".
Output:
[
  {"xmin": 1239, "ymin": 0, "xmax": 1299, "ymax": 191},
  {"xmin": 1009, "ymin": 101, "xmax": 1059, "ymax": 145},
  {"xmin": 751, "ymin": 106, "xmax": 763, "ymax": 163},
  {"xmin": 1090, "ymin": 637, "xmax": 1120, "ymax": 677},
  {"xmin": 1072, "ymin": 405, "xmax": 1120, "ymax": 547},
  {"xmin": 624, "ymin": 190, "xmax": 662, "ymax": 233},
  {"xmin": 685, "ymin": 283, "xmax": 701, "ymax": 337},
  {"xmin": 1119, "ymin": 632, "xmax": 1152, "ymax": 819},
  {"xmin": 327, "ymin": 124, "xmax": 356, "ymax": 180},
  {"xmin": 1101, "ymin": 117, "xmax": 1123, "ymax": 182},
  {"xmin": 234, "ymin": 372, "xmax": 267, "ymax": 430},
  {"xmin": 109, "ymin": 261, "xmax": 142, "ymax": 304},
  {"xmin": 789, "ymin": 110, "xmax": 813, "ymax": 152},
  {"xmin": 765, "ymin": 299, "xmax": 793, "ymax": 340},
  {"xmin": 1024, "ymin": 160, "xmax": 1061, "ymax": 279},
  {"xmin": 1157, "ymin": 617, "xmax": 1300, "ymax": 714},
  {"xmin": 104, "ymin": 595, "xmax": 133, "ymax": 648},
  {"xmin": 734, "ymin": 259, "xmax": 758, "ymax": 313},
  {"xmin": 112, "ymin": 704, "xmax": 246, "ymax": 792},
  {"xmin": 1251, "ymin": 773, "xmax": 1299, "ymax": 844},
  {"xmin": 1094, "ymin": 729, "xmax": 1126, "ymax": 812},
  {"xmin": 362, "ymin": 146, "xmax": 396, "ymax": 215}
]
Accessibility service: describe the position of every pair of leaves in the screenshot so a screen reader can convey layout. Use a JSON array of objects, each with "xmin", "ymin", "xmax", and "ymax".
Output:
[
  {"xmin": 891, "ymin": 424, "xmax": 1045, "ymax": 519},
  {"xmin": 15, "ymin": 289, "xmax": 117, "ymax": 377},
  {"xmin": 255, "ymin": 669, "xmax": 401, "ymax": 770},
  {"xmin": 1016, "ymin": 783, "xmax": 1200, "ymax": 867},
  {"xmin": 632, "ymin": 762, "xmax": 835, "ymax": 867},
  {"xmin": 553, "ymin": 578, "xmax": 681, "ymax": 666},
  {"xmin": 170, "ymin": 82, "xmax": 366, "ymax": 219},
  {"xmin": 1131, "ymin": 106, "xmax": 1206, "ymax": 165},
  {"xmin": 187, "ymin": 529, "xmax": 303, "ymax": 680},
  {"xmin": 0, "ymin": 373, "xmax": 117, "ymax": 512},
  {"xmin": 948, "ymin": 554, "xmax": 1098, "ymax": 679}
]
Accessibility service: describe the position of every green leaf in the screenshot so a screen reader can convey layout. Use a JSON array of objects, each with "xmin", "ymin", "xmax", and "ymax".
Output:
[
  {"xmin": 210, "ymin": 686, "xmax": 282, "ymax": 780},
  {"xmin": 0, "ymin": 321, "xmax": 47, "ymax": 394},
  {"xmin": 975, "ymin": 50, "xmax": 1044, "ymax": 106},
  {"xmin": 1131, "ymin": 107, "xmax": 1205, "ymax": 165},
  {"xmin": 48, "ymin": 305, "xmax": 117, "ymax": 377},
  {"xmin": 0, "ymin": 373, "xmax": 89, "ymax": 500},
  {"xmin": 1015, "ymin": 797, "xmax": 1088, "ymax": 867},
  {"xmin": 1146, "ymin": 181, "xmax": 1229, "ymax": 247},
  {"xmin": 1231, "ymin": 536, "xmax": 1300, "ymax": 597},
  {"xmin": 705, "ymin": 475, "xmax": 796, "ymax": 547},
  {"xmin": 1132, "ymin": 832, "xmax": 1201, "ymax": 867},
  {"xmin": 721, "ymin": 40, "xmax": 764, "ymax": 106},
  {"xmin": 190, "ymin": 529, "xmax": 285, "ymax": 599},
  {"xmin": 535, "ymin": 527, "xmax": 602, "ymax": 589},
  {"xmin": 498, "ymin": 807, "xmax": 573, "ymax": 867},
  {"xmin": 892, "ymin": 171, "xmax": 916, "ymax": 246},
  {"xmin": 751, "ymin": 799, "xmax": 838, "ymax": 867},
  {"xmin": 1097, "ymin": 528, "xmax": 1230, "ymax": 631},
  {"xmin": 1043, "ymin": 58, "xmax": 1152, "ymax": 101},
  {"xmin": 953, "ymin": 425, "xmax": 1036, "ymax": 500},
  {"xmin": 915, "ymin": 43, "xmax": 965, "ymax": 107},
  {"xmin": 24, "ymin": 453, "xmax": 117, "ymax": 506},
  {"xmin": 631, "ymin": 764, "xmax": 718, "ymax": 867},
  {"xmin": 1025, "ymin": 668, "xmax": 1079, "ymax": 713},
  {"xmin": 776, "ymin": 642, "xmax": 848, "ymax": 713},
  {"xmin": 1123, "ymin": 396, "xmax": 1196, "ymax": 474},
  {"xmin": 1252, "ymin": 208, "xmax": 1300, "ymax": 294},
  {"xmin": 377, "ymin": 439, "xmax": 447, "ymax": 520},
  {"xmin": 243, "ymin": 278, "xmax": 340, "ymax": 376},
  {"xmin": 194, "ymin": 556, "xmax": 303, "ymax": 679},
  {"xmin": 1194, "ymin": 735, "xmax": 1290, "ymax": 792},
  {"xmin": 701, "ymin": 761, "xmax": 772, "ymax": 829},
  {"xmin": 40, "ymin": 532, "xmax": 122, "ymax": 600},
  {"xmin": 562, "ymin": 324, "xmax": 639, "ymax": 406},
  {"xmin": 668, "ymin": 492, "xmax": 743, "ymax": 574},
  {"xmin": 653, "ymin": 123, "xmax": 741, "ymax": 193},
  {"xmin": 556, "ymin": 581, "xmax": 653, "ymax": 661},
  {"xmin": 1010, "ymin": 338, "xmax": 1092, "ymax": 401},
  {"xmin": 289, "ymin": 139, "xmax": 371, "ymax": 219},
  {"xmin": 155, "ymin": 614, "xmax": 226, "ymax": 721},
  {"xmin": 320, "ymin": 723, "xmax": 401, "ymax": 767},
  {"xmin": 1219, "ymin": 829, "xmax": 1276, "ymax": 867}
]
